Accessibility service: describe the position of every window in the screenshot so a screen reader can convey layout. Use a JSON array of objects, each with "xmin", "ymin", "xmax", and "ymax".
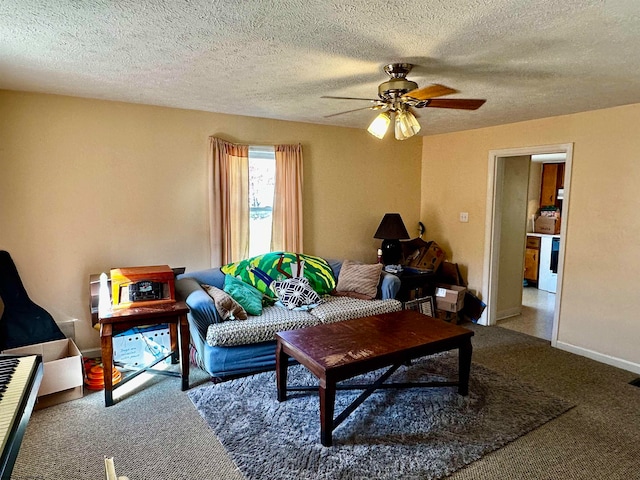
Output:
[
  {"xmin": 248, "ymin": 146, "xmax": 276, "ymax": 257},
  {"xmin": 209, "ymin": 137, "xmax": 302, "ymax": 266}
]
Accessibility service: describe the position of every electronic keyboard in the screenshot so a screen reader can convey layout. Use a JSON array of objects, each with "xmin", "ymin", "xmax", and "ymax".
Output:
[{"xmin": 0, "ymin": 354, "xmax": 43, "ymax": 479}]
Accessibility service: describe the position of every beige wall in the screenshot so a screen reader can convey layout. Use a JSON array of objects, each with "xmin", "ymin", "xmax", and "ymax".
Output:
[
  {"xmin": 421, "ymin": 103, "xmax": 640, "ymax": 371},
  {"xmin": 0, "ymin": 90, "xmax": 422, "ymax": 350}
]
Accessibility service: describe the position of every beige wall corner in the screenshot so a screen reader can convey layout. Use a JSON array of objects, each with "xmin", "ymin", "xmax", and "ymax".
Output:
[
  {"xmin": 421, "ymin": 103, "xmax": 640, "ymax": 371},
  {"xmin": 0, "ymin": 90, "xmax": 421, "ymax": 351}
]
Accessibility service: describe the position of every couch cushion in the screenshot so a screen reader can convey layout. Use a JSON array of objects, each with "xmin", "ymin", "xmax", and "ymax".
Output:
[
  {"xmin": 202, "ymin": 284, "xmax": 248, "ymax": 321},
  {"xmin": 272, "ymin": 277, "xmax": 321, "ymax": 309},
  {"xmin": 309, "ymin": 295, "xmax": 402, "ymax": 324},
  {"xmin": 223, "ymin": 275, "xmax": 263, "ymax": 316},
  {"xmin": 206, "ymin": 305, "xmax": 319, "ymax": 347},
  {"xmin": 335, "ymin": 260, "xmax": 383, "ymax": 300}
]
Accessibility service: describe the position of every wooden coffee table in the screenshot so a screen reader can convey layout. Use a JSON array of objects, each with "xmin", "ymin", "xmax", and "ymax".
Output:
[{"xmin": 275, "ymin": 309, "xmax": 474, "ymax": 446}]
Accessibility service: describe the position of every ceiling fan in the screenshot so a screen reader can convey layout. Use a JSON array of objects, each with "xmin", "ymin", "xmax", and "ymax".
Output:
[{"xmin": 322, "ymin": 63, "xmax": 486, "ymax": 140}]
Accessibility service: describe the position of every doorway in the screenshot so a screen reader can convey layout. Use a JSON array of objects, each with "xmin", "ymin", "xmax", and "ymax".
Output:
[{"xmin": 480, "ymin": 144, "xmax": 573, "ymax": 347}]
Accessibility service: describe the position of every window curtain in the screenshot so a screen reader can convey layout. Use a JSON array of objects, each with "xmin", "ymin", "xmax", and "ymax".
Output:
[
  {"xmin": 272, "ymin": 144, "xmax": 304, "ymax": 253},
  {"xmin": 209, "ymin": 137, "xmax": 249, "ymax": 266}
]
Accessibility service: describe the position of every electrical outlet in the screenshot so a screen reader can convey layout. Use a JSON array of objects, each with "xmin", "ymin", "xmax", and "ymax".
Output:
[{"xmin": 459, "ymin": 212, "xmax": 469, "ymax": 223}]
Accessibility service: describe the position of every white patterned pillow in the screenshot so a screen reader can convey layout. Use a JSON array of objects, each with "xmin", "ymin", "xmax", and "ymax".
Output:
[{"xmin": 271, "ymin": 277, "xmax": 321, "ymax": 310}]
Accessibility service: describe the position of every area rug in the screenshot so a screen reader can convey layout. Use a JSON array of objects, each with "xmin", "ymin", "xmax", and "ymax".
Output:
[{"xmin": 188, "ymin": 354, "xmax": 573, "ymax": 480}]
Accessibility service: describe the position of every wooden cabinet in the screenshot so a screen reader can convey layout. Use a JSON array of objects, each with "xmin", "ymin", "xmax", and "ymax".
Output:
[
  {"xmin": 540, "ymin": 163, "xmax": 565, "ymax": 208},
  {"xmin": 524, "ymin": 235, "xmax": 541, "ymax": 283}
]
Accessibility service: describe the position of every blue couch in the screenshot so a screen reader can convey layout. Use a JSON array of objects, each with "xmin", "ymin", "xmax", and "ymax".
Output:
[{"xmin": 175, "ymin": 259, "xmax": 401, "ymax": 380}]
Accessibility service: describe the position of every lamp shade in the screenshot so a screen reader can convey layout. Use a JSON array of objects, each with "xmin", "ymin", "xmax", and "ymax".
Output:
[
  {"xmin": 367, "ymin": 111, "xmax": 391, "ymax": 139},
  {"xmin": 373, "ymin": 213, "xmax": 410, "ymax": 240},
  {"xmin": 395, "ymin": 109, "xmax": 421, "ymax": 140}
]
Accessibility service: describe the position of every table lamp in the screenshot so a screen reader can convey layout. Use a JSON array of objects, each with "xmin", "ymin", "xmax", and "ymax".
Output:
[{"xmin": 373, "ymin": 213, "xmax": 410, "ymax": 265}]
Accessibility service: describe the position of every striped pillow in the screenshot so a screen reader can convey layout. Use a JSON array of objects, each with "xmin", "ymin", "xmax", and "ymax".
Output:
[{"xmin": 335, "ymin": 260, "xmax": 383, "ymax": 300}]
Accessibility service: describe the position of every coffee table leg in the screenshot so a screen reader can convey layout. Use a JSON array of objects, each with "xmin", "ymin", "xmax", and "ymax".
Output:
[
  {"xmin": 276, "ymin": 340, "xmax": 288, "ymax": 402},
  {"xmin": 319, "ymin": 380, "xmax": 336, "ymax": 447},
  {"xmin": 458, "ymin": 338, "xmax": 473, "ymax": 396}
]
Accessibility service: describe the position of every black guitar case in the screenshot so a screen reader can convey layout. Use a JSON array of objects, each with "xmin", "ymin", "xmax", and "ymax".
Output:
[{"xmin": 0, "ymin": 250, "xmax": 65, "ymax": 350}]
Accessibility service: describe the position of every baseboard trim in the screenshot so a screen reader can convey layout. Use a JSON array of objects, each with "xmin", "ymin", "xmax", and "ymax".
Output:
[
  {"xmin": 496, "ymin": 307, "xmax": 521, "ymax": 321},
  {"xmin": 81, "ymin": 347, "xmax": 102, "ymax": 360},
  {"xmin": 556, "ymin": 341, "xmax": 640, "ymax": 375}
]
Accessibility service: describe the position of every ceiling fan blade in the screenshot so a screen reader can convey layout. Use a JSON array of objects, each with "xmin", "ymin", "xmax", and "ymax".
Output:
[
  {"xmin": 422, "ymin": 98, "xmax": 486, "ymax": 110},
  {"xmin": 402, "ymin": 84, "xmax": 458, "ymax": 101},
  {"xmin": 321, "ymin": 95, "xmax": 379, "ymax": 102},
  {"xmin": 324, "ymin": 106, "xmax": 376, "ymax": 118}
]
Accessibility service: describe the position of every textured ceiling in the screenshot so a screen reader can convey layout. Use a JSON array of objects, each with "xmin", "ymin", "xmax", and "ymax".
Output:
[{"xmin": 1, "ymin": 0, "xmax": 640, "ymax": 135}]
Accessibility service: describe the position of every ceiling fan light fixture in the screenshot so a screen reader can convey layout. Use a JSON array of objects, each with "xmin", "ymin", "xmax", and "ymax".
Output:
[
  {"xmin": 324, "ymin": 63, "xmax": 485, "ymax": 139},
  {"xmin": 367, "ymin": 111, "xmax": 391, "ymax": 139},
  {"xmin": 395, "ymin": 109, "xmax": 421, "ymax": 140},
  {"xmin": 395, "ymin": 113, "xmax": 411, "ymax": 140}
]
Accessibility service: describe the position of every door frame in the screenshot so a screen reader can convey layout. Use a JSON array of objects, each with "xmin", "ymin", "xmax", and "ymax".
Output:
[{"xmin": 480, "ymin": 143, "xmax": 573, "ymax": 347}]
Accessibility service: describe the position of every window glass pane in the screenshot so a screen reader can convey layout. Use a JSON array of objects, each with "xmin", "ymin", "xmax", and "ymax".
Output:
[{"xmin": 248, "ymin": 146, "xmax": 275, "ymax": 257}]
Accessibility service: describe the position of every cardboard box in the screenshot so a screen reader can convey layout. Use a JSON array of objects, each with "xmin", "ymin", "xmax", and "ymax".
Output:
[
  {"xmin": 435, "ymin": 283, "xmax": 466, "ymax": 312},
  {"xmin": 436, "ymin": 262, "xmax": 466, "ymax": 286},
  {"xmin": 534, "ymin": 216, "xmax": 561, "ymax": 234},
  {"xmin": 113, "ymin": 325, "xmax": 172, "ymax": 367},
  {"xmin": 3, "ymin": 338, "xmax": 83, "ymax": 409},
  {"xmin": 435, "ymin": 309, "xmax": 459, "ymax": 324},
  {"xmin": 408, "ymin": 242, "xmax": 446, "ymax": 271}
]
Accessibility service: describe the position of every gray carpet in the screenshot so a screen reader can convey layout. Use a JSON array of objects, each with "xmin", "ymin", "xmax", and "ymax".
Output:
[
  {"xmin": 188, "ymin": 353, "xmax": 573, "ymax": 480},
  {"xmin": 12, "ymin": 325, "xmax": 640, "ymax": 479}
]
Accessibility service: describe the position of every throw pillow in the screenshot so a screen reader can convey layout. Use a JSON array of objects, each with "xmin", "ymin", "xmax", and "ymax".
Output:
[
  {"xmin": 221, "ymin": 252, "xmax": 336, "ymax": 298},
  {"xmin": 335, "ymin": 260, "xmax": 383, "ymax": 300},
  {"xmin": 271, "ymin": 277, "xmax": 321, "ymax": 310},
  {"xmin": 223, "ymin": 275, "xmax": 263, "ymax": 316},
  {"xmin": 202, "ymin": 284, "xmax": 248, "ymax": 321}
]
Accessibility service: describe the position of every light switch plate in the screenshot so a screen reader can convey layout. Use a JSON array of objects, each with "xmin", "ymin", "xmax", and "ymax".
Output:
[{"xmin": 459, "ymin": 212, "xmax": 469, "ymax": 223}]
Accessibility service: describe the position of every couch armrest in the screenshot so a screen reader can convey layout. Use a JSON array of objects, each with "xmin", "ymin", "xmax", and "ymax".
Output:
[
  {"xmin": 379, "ymin": 271, "xmax": 400, "ymax": 300},
  {"xmin": 175, "ymin": 277, "xmax": 221, "ymax": 342},
  {"xmin": 177, "ymin": 267, "xmax": 226, "ymax": 289}
]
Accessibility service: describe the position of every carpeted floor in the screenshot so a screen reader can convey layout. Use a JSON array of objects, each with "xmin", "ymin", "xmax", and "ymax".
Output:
[
  {"xmin": 12, "ymin": 324, "xmax": 640, "ymax": 479},
  {"xmin": 188, "ymin": 354, "xmax": 572, "ymax": 480}
]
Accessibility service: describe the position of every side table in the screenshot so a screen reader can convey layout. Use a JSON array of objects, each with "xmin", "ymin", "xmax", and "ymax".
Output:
[
  {"xmin": 94, "ymin": 280, "xmax": 190, "ymax": 407},
  {"xmin": 392, "ymin": 269, "xmax": 436, "ymax": 303}
]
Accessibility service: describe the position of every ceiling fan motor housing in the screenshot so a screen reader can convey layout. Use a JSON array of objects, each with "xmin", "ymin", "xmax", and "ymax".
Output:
[
  {"xmin": 322, "ymin": 61, "xmax": 485, "ymax": 120},
  {"xmin": 379, "ymin": 63, "xmax": 417, "ymax": 101},
  {"xmin": 378, "ymin": 78, "xmax": 418, "ymax": 100}
]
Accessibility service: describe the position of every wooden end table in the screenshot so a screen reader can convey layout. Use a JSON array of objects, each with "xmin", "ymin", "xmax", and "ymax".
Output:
[
  {"xmin": 95, "ymin": 289, "xmax": 190, "ymax": 407},
  {"xmin": 276, "ymin": 309, "xmax": 473, "ymax": 446},
  {"xmin": 393, "ymin": 269, "xmax": 436, "ymax": 303}
]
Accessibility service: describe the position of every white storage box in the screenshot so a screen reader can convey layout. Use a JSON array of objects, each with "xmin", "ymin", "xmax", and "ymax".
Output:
[
  {"xmin": 113, "ymin": 325, "xmax": 172, "ymax": 367},
  {"xmin": 2, "ymin": 338, "xmax": 83, "ymax": 409}
]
